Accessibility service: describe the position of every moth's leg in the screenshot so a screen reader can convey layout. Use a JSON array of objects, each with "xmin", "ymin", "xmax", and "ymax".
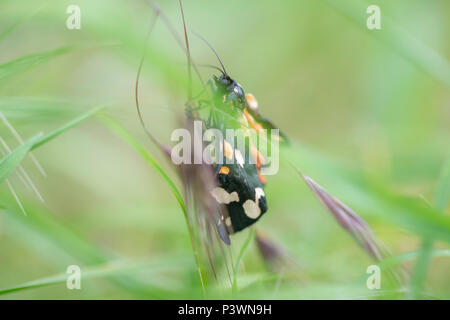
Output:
[
  {"xmin": 192, "ymin": 86, "xmax": 207, "ymax": 100},
  {"xmin": 190, "ymin": 100, "xmax": 209, "ymax": 111},
  {"xmin": 206, "ymin": 79, "xmax": 221, "ymax": 127}
]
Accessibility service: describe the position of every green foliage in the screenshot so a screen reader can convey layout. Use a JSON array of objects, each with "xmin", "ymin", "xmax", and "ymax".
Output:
[
  {"xmin": 0, "ymin": 0, "xmax": 449, "ymax": 299},
  {"xmin": 232, "ymin": 228, "xmax": 256, "ymax": 296},
  {"xmin": 0, "ymin": 106, "xmax": 105, "ymax": 183},
  {"xmin": 408, "ymin": 158, "xmax": 450, "ymax": 298},
  {"xmin": 0, "ymin": 46, "xmax": 76, "ymax": 82},
  {"xmin": 0, "ymin": 133, "xmax": 42, "ymax": 183}
]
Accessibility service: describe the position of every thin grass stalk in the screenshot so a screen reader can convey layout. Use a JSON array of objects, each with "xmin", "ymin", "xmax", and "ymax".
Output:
[
  {"xmin": 232, "ymin": 228, "xmax": 256, "ymax": 297},
  {"xmin": 408, "ymin": 158, "xmax": 450, "ymax": 298},
  {"xmin": 98, "ymin": 113, "xmax": 208, "ymax": 292}
]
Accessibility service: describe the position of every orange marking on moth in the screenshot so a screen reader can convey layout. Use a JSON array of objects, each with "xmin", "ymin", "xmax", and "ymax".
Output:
[
  {"xmin": 244, "ymin": 108, "xmax": 264, "ymax": 133},
  {"xmin": 219, "ymin": 166, "xmax": 230, "ymax": 175},
  {"xmin": 223, "ymin": 140, "xmax": 233, "ymax": 160},
  {"xmin": 244, "ymin": 108, "xmax": 254, "ymax": 121},
  {"xmin": 250, "ymin": 144, "xmax": 266, "ymax": 167},
  {"xmin": 245, "ymin": 93, "xmax": 259, "ymax": 111},
  {"xmin": 258, "ymin": 170, "xmax": 266, "ymax": 184}
]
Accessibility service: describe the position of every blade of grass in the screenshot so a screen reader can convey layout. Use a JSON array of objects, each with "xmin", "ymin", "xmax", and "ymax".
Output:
[
  {"xmin": 98, "ymin": 113, "xmax": 208, "ymax": 290},
  {"xmin": 0, "ymin": 256, "xmax": 190, "ymax": 296},
  {"xmin": 380, "ymin": 249, "xmax": 450, "ymax": 271},
  {"xmin": 433, "ymin": 158, "xmax": 450, "ymax": 212},
  {"xmin": 322, "ymin": 0, "xmax": 450, "ymax": 87},
  {"xmin": 408, "ymin": 158, "xmax": 450, "ymax": 299},
  {"xmin": 30, "ymin": 105, "xmax": 107, "ymax": 151},
  {"xmin": 299, "ymin": 172, "xmax": 386, "ymax": 261},
  {"xmin": 284, "ymin": 144, "xmax": 450, "ymax": 244},
  {"xmin": 232, "ymin": 228, "xmax": 256, "ymax": 296},
  {"xmin": 0, "ymin": 105, "xmax": 106, "ymax": 184},
  {"xmin": 1, "ymin": 197, "xmax": 183, "ymax": 298},
  {"xmin": 0, "ymin": 46, "xmax": 77, "ymax": 82},
  {"xmin": 0, "ymin": 97, "xmax": 78, "ymax": 122},
  {"xmin": 98, "ymin": 112, "xmax": 186, "ymax": 217},
  {"xmin": 0, "ymin": 133, "xmax": 42, "ymax": 183},
  {"xmin": 0, "ymin": 3, "xmax": 47, "ymax": 43}
]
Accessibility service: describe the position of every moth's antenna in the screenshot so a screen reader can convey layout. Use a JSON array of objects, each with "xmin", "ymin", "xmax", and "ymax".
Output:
[
  {"xmin": 198, "ymin": 64, "xmax": 226, "ymax": 76},
  {"xmin": 193, "ymin": 31, "xmax": 228, "ymax": 76},
  {"xmin": 178, "ymin": 0, "xmax": 192, "ymax": 100}
]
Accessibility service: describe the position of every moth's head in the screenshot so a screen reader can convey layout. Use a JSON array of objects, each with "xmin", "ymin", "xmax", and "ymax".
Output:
[{"xmin": 214, "ymin": 74, "xmax": 246, "ymax": 106}]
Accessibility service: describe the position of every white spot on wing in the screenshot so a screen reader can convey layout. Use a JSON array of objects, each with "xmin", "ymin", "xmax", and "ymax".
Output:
[
  {"xmin": 255, "ymin": 188, "xmax": 265, "ymax": 202},
  {"xmin": 211, "ymin": 187, "xmax": 239, "ymax": 204},
  {"xmin": 243, "ymin": 199, "xmax": 261, "ymax": 219},
  {"xmin": 242, "ymin": 188, "xmax": 265, "ymax": 219}
]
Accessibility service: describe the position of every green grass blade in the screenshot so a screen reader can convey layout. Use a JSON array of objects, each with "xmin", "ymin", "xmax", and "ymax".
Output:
[
  {"xmin": 433, "ymin": 158, "xmax": 450, "ymax": 212},
  {"xmin": 0, "ymin": 21, "xmax": 23, "ymax": 43},
  {"xmin": 97, "ymin": 114, "xmax": 213, "ymax": 290},
  {"xmin": 30, "ymin": 105, "xmax": 107, "ymax": 151},
  {"xmin": 284, "ymin": 144, "xmax": 450, "ymax": 243},
  {"xmin": 322, "ymin": 0, "xmax": 450, "ymax": 87},
  {"xmin": 0, "ymin": 97, "xmax": 79, "ymax": 123},
  {"xmin": 379, "ymin": 249, "xmax": 450, "ymax": 271},
  {"xmin": 98, "ymin": 113, "xmax": 186, "ymax": 216},
  {"xmin": 408, "ymin": 238, "xmax": 433, "ymax": 299},
  {"xmin": 232, "ymin": 228, "xmax": 256, "ymax": 296},
  {"xmin": 0, "ymin": 257, "xmax": 188, "ymax": 296},
  {"xmin": 1, "ymin": 198, "xmax": 182, "ymax": 298},
  {"xmin": 409, "ymin": 157, "xmax": 450, "ymax": 298},
  {"xmin": 0, "ymin": 133, "xmax": 42, "ymax": 183},
  {"xmin": 0, "ymin": 105, "xmax": 106, "ymax": 183},
  {"xmin": 0, "ymin": 46, "xmax": 76, "ymax": 82},
  {"xmin": 0, "ymin": 4, "xmax": 47, "ymax": 43}
]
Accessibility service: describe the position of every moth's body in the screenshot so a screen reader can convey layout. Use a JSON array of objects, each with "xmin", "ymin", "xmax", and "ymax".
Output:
[
  {"xmin": 201, "ymin": 73, "xmax": 273, "ymax": 233},
  {"xmin": 138, "ymin": 0, "xmax": 286, "ymax": 246},
  {"xmin": 214, "ymin": 161, "xmax": 267, "ymax": 233}
]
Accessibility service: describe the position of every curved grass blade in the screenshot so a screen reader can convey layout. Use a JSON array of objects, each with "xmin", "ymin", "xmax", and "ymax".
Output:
[
  {"xmin": 98, "ymin": 114, "xmax": 212, "ymax": 291},
  {"xmin": 98, "ymin": 113, "xmax": 186, "ymax": 216},
  {"xmin": 0, "ymin": 105, "xmax": 106, "ymax": 183},
  {"xmin": 379, "ymin": 249, "xmax": 450, "ymax": 272},
  {"xmin": 300, "ymin": 172, "xmax": 386, "ymax": 261},
  {"xmin": 31, "ymin": 105, "xmax": 107, "ymax": 151},
  {"xmin": 0, "ymin": 3, "xmax": 47, "ymax": 43},
  {"xmin": 232, "ymin": 228, "xmax": 256, "ymax": 296},
  {"xmin": 0, "ymin": 257, "xmax": 189, "ymax": 296},
  {"xmin": 0, "ymin": 133, "xmax": 42, "ymax": 183},
  {"xmin": 409, "ymin": 158, "xmax": 450, "ymax": 298},
  {"xmin": 0, "ymin": 46, "xmax": 76, "ymax": 82},
  {"xmin": 292, "ymin": 166, "xmax": 407, "ymax": 285},
  {"xmin": 1, "ymin": 196, "xmax": 184, "ymax": 298},
  {"xmin": 0, "ymin": 97, "xmax": 79, "ymax": 122},
  {"xmin": 0, "ymin": 112, "xmax": 47, "ymax": 177},
  {"xmin": 433, "ymin": 158, "xmax": 450, "ymax": 212},
  {"xmin": 284, "ymin": 144, "xmax": 450, "ymax": 244},
  {"xmin": 322, "ymin": 0, "xmax": 450, "ymax": 87}
]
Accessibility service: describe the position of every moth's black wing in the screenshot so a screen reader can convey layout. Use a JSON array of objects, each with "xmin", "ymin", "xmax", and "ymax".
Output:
[{"xmin": 216, "ymin": 163, "xmax": 267, "ymax": 233}]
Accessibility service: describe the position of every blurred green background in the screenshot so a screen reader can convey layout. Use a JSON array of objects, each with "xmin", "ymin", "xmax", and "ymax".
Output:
[{"xmin": 0, "ymin": 0, "xmax": 449, "ymax": 299}]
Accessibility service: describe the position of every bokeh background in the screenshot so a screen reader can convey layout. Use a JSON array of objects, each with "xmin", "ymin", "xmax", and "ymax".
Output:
[{"xmin": 0, "ymin": 0, "xmax": 449, "ymax": 299}]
